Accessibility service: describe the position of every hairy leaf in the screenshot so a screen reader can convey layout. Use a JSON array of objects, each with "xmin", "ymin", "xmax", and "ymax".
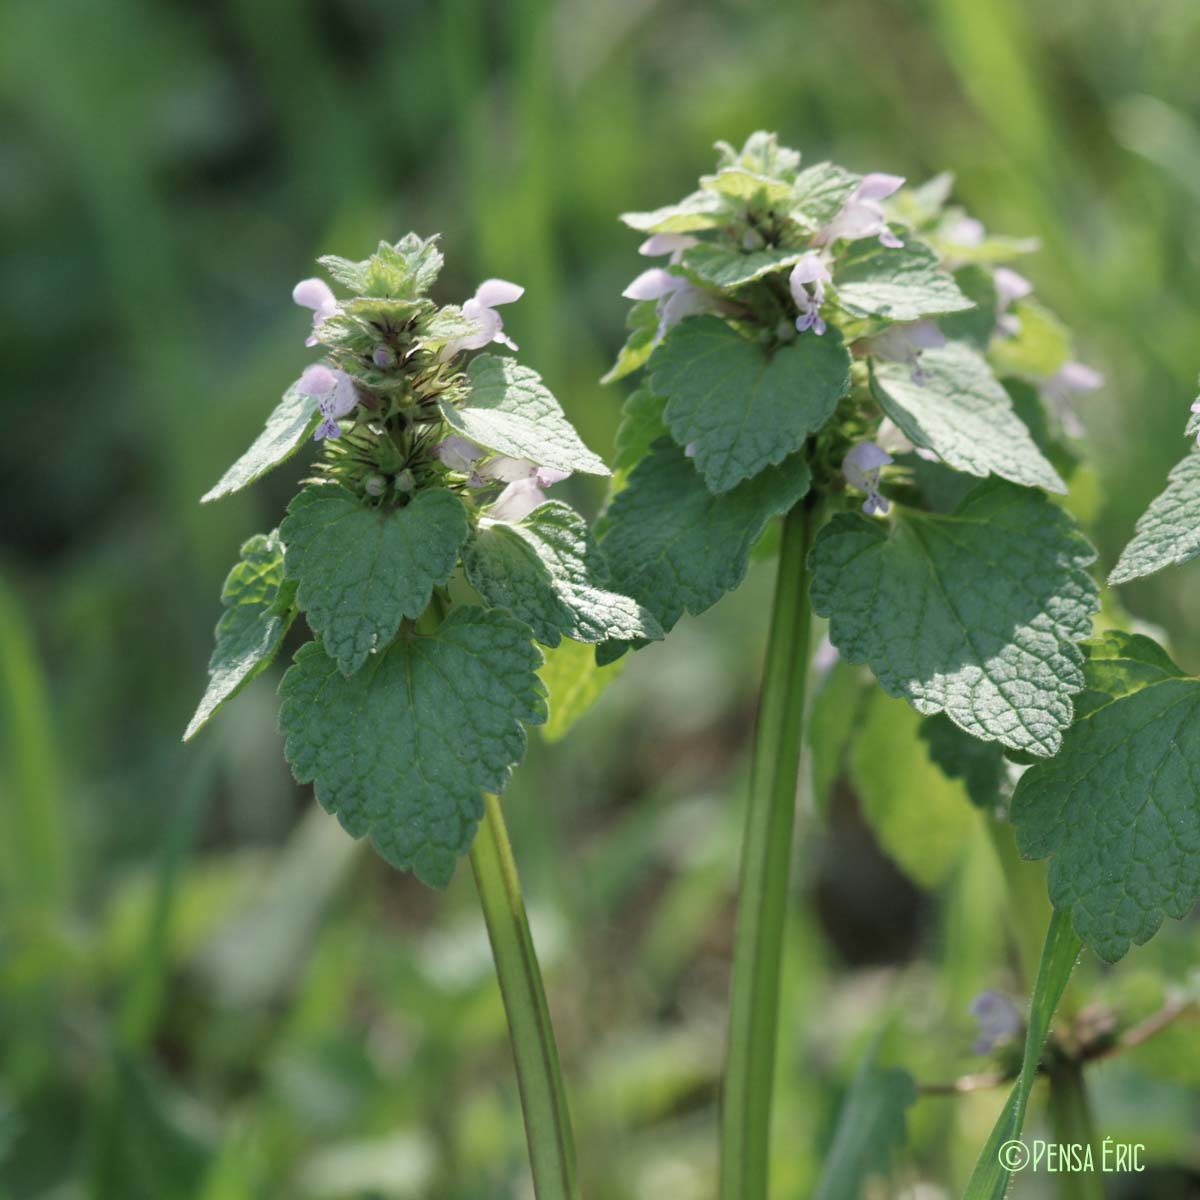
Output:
[
  {"xmin": 281, "ymin": 485, "xmax": 469, "ymax": 674},
  {"xmin": 678, "ymin": 244, "xmax": 805, "ymax": 290},
  {"xmin": 184, "ymin": 531, "xmax": 297, "ymax": 740},
  {"xmin": 201, "ymin": 381, "xmax": 321, "ymax": 503},
  {"xmin": 810, "ymin": 481, "xmax": 1098, "ymax": 755},
  {"xmin": 612, "ymin": 388, "xmax": 668, "ymax": 476},
  {"xmin": 462, "ymin": 501, "xmax": 661, "ymax": 647},
  {"xmin": 649, "ymin": 315, "xmax": 849, "ymax": 493},
  {"xmin": 833, "ymin": 238, "xmax": 974, "ymax": 322},
  {"xmin": 279, "ymin": 608, "xmax": 545, "ymax": 887},
  {"xmin": 620, "ymin": 189, "xmax": 731, "ymax": 234},
  {"xmin": 1109, "ymin": 450, "xmax": 1200, "ymax": 584},
  {"xmin": 870, "ymin": 342, "xmax": 1065, "ymax": 493},
  {"xmin": 443, "ymin": 355, "xmax": 609, "ymax": 476},
  {"xmin": 789, "ymin": 162, "xmax": 860, "ymax": 230},
  {"xmin": 600, "ymin": 440, "xmax": 810, "ymax": 633}
]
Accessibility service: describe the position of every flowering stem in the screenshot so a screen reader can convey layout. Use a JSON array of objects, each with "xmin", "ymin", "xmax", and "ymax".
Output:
[
  {"xmin": 1045, "ymin": 1059, "xmax": 1104, "ymax": 1200},
  {"xmin": 471, "ymin": 790, "xmax": 580, "ymax": 1200},
  {"xmin": 720, "ymin": 497, "xmax": 816, "ymax": 1200}
]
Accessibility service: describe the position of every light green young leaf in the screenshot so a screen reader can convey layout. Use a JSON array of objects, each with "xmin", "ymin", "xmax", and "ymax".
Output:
[
  {"xmin": 184, "ymin": 531, "xmax": 297, "ymax": 740},
  {"xmin": 318, "ymin": 233, "xmax": 443, "ymax": 298},
  {"xmin": 963, "ymin": 910, "xmax": 1082, "ymax": 1200},
  {"xmin": 1073, "ymin": 629, "xmax": 1184, "ymax": 718},
  {"xmin": 281, "ymin": 485, "xmax": 469, "ymax": 675},
  {"xmin": 620, "ymin": 189, "xmax": 731, "ymax": 234},
  {"xmin": 788, "ymin": 162, "xmax": 860, "ymax": 230},
  {"xmin": 679, "ymin": 244, "xmax": 805, "ymax": 290},
  {"xmin": 988, "ymin": 299, "xmax": 1071, "ymax": 378},
  {"xmin": 462, "ymin": 501, "xmax": 662, "ymax": 647},
  {"xmin": 649, "ymin": 315, "xmax": 850, "ymax": 493},
  {"xmin": 201, "ymin": 381, "xmax": 321, "ymax": 503},
  {"xmin": 699, "ymin": 166, "xmax": 793, "ymax": 206},
  {"xmin": 850, "ymin": 692, "xmax": 975, "ymax": 888},
  {"xmin": 714, "ymin": 131, "xmax": 801, "ymax": 180},
  {"xmin": 443, "ymin": 355, "xmax": 609, "ymax": 476},
  {"xmin": 1011, "ymin": 638, "xmax": 1200, "ymax": 961},
  {"xmin": 1108, "ymin": 450, "xmax": 1200, "ymax": 584},
  {"xmin": 279, "ymin": 607, "xmax": 545, "ymax": 888},
  {"xmin": 600, "ymin": 440, "xmax": 811, "ymax": 633},
  {"xmin": 833, "ymin": 238, "xmax": 975, "ymax": 322},
  {"xmin": 810, "ymin": 481, "xmax": 1099, "ymax": 756},
  {"xmin": 813, "ymin": 1043, "xmax": 916, "ymax": 1200},
  {"xmin": 918, "ymin": 714, "xmax": 1007, "ymax": 809},
  {"xmin": 870, "ymin": 342, "xmax": 1066, "ymax": 493},
  {"xmin": 538, "ymin": 636, "xmax": 627, "ymax": 742},
  {"xmin": 601, "ymin": 300, "xmax": 658, "ymax": 385}
]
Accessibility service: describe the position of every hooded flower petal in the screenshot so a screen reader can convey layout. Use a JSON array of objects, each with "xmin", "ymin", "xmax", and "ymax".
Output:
[
  {"xmin": 473, "ymin": 278, "xmax": 525, "ymax": 308},
  {"xmin": 622, "ymin": 267, "xmax": 680, "ymax": 301},
  {"xmin": 436, "ymin": 435, "xmax": 485, "ymax": 474},
  {"xmin": 842, "ymin": 440, "xmax": 893, "ymax": 515},
  {"xmin": 855, "ymin": 173, "xmax": 905, "ymax": 202},
  {"xmin": 638, "ymin": 233, "xmax": 699, "ymax": 259},
  {"xmin": 817, "ymin": 174, "xmax": 905, "ymax": 248},
  {"xmin": 866, "ymin": 320, "xmax": 946, "ymax": 383},
  {"xmin": 440, "ymin": 278, "xmax": 525, "ymax": 359},
  {"xmin": 788, "ymin": 253, "xmax": 831, "ymax": 335},
  {"xmin": 489, "ymin": 477, "xmax": 548, "ymax": 522},
  {"xmin": 293, "ymin": 278, "xmax": 338, "ymax": 347}
]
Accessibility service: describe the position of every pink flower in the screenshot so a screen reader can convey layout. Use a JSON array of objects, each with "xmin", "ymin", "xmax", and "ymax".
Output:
[
  {"xmin": 293, "ymin": 278, "xmax": 337, "ymax": 347},
  {"xmin": 816, "ymin": 173, "xmax": 905, "ymax": 249},
  {"xmin": 866, "ymin": 320, "xmax": 946, "ymax": 383},
  {"xmin": 788, "ymin": 254, "xmax": 832, "ymax": 336},
  {"xmin": 299, "ymin": 364, "xmax": 358, "ymax": 441},
  {"xmin": 482, "ymin": 457, "xmax": 571, "ymax": 522},
  {"xmin": 1043, "ymin": 360, "xmax": 1103, "ymax": 438},
  {"xmin": 622, "ymin": 268, "xmax": 711, "ymax": 344},
  {"xmin": 440, "ymin": 279, "xmax": 525, "ymax": 359},
  {"xmin": 842, "ymin": 441, "xmax": 893, "ymax": 515}
]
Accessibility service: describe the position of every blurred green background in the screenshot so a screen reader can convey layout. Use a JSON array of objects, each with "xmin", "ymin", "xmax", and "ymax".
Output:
[{"xmin": 3, "ymin": 0, "xmax": 1200, "ymax": 1196}]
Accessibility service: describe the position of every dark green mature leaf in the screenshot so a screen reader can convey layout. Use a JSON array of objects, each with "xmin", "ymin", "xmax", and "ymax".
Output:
[
  {"xmin": 678, "ymin": 244, "xmax": 805, "ymax": 290},
  {"xmin": 279, "ymin": 608, "xmax": 545, "ymax": 888},
  {"xmin": 1011, "ymin": 635, "xmax": 1200, "ymax": 961},
  {"xmin": 648, "ymin": 315, "xmax": 850, "ymax": 493},
  {"xmin": 462, "ymin": 501, "xmax": 662, "ymax": 647},
  {"xmin": 937, "ymin": 265, "xmax": 997, "ymax": 348},
  {"xmin": 964, "ymin": 910, "xmax": 1082, "ymax": 1200},
  {"xmin": 281, "ymin": 485, "xmax": 469, "ymax": 675},
  {"xmin": 810, "ymin": 481, "xmax": 1099, "ymax": 756},
  {"xmin": 1109, "ymin": 450, "xmax": 1200, "ymax": 584},
  {"xmin": 601, "ymin": 300, "xmax": 658, "ymax": 385},
  {"xmin": 201, "ymin": 381, "xmax": 321, "ymax": 502},
  {"xmin": 443, "ymin": 355, "xmax": 609, "ymax": 476},
  {"xmin": 833, "ymin": 238, "xmax": 974, "ymax": 323},
  {"xmin": 789, "ymin": 162, "xmax": 860, "ymax": 230},
  {"xmin": 870, "ymin": 342, "xmax": 1065, "ymax": 493},
  {"xmin": 813, "ymin": 1045, "xmax": 916, "ymax": 1200},
  {"xmin": 601, "ymin": 440, "xmax": 811, "ymax": 633},
  {"xmin": 918, "ymin": 714, "xmax": 1007, "ymax": 809},
  {"xmin": 184, "ymin": 531, "xmax": 297, "ymax": 740},
  {"xmin": 612, "ymin": 388, "xmax": 668, "ymax": 476}
]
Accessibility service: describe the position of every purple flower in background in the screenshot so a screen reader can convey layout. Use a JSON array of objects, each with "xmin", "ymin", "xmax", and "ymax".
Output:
[
  {"xmin": 440, "ymin": 279, "xmax": 525, "ymax": 359},
  {"xmin": 969, "ymin": 991, "xmax": 1023, "ymax": 1055},
  {"xmin": 436, "ymin": 435, "xmax": 485, "ymax": 477},
  {"xmin": 482, "ymin": 457, "xmax": 571, "ymax": 522},
  {"xmin": 993, "ymin": 267, "xmax": 1032, "ymax": 336},
  {"xmin": 293, "ymin": 278, "xmax": 338, "ymax": 347},
  {"xmin": 789, "ymin": 254, "xmax": 831, "ymax": 335},
  {"xmin": 866, "ymin": 320, "xmax": 946, "ymax": 384},
  {"xmin": 816, "ymin": 173, "xmax": 905, "ymax": 249},
  {"xmin": 842, "ymin": 441, "xmax": 893, "ymax": 515},
  {"xmin": 622, "ymin": 267, "xmax": 710, "ymax": 345},
  {"xmin": 1043, "ymin": 360, "xmax": 1103, "ymax": 438},
  {"xmin": 298, "ymin": 364, "xmax": 358, "ymax": 440}
]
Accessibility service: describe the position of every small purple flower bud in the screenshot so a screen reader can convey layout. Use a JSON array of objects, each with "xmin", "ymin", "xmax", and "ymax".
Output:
[
  {"xmin": 364, "ymin": 474, "xmax": 387, "ymax": 497},
  {"xmin": 372, "ymin": 345, "xmax": 395, "ymax": 369},
  {"xmin": 969, "ymin": 990, "xmax": 1022, "ymax": 1055}
]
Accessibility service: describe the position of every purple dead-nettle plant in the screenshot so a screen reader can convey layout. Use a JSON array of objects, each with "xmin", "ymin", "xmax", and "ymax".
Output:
[
  {"xmin": 188, "ymin": 233, "xmax": 661, "ymax": 1199},
  {"xmin": 589, "ymin": 130, "xmax": 1141, "ymax": 1200}
]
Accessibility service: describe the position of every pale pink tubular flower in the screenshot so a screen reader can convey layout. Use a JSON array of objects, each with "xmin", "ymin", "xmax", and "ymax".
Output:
[
  {"xmin": 440, "ymin": 279, "xmax": 525, "ymax": 359},
  {"xmin": 842, "ymin": 441, "xmax": 893, "ymax": 515},
  {"xmin": 622, "ymin": 267, "xmax": 710, "ymax": 344},
  {"xmin": 788, "ymin": 253, "xmax": 832, "ymax": 335},
  {"xmin": 638, "ymin": 233, "xmax": 698, "ymax": 262},
  {"xmin": 867, "ymin": 320, "xmax": 946, "ymax": 384},
  {"xmin": 298, "ymin": 364, "xmax": 359, "ymax": 440},
  {"xmin": 816, "ymin": 173, "xmax": 905, "ymax": 248},
  {"xmin": 435, "ymin": 435, "xmax": 485, "ymax": 477},
  {"xmin": 1043, "ymin": 360, "xmax": 1103, "ymax": 438},
  {"xmin": 483, "ymin": 457, "xmax": 571, "ymax": 522},
  {"xmin": 293, "ymin": 278, "xmax": 338, "ymax": 347},
  {"xmin": 992, "ymin": 267, "xmax": 1032, "ymax": 336}
]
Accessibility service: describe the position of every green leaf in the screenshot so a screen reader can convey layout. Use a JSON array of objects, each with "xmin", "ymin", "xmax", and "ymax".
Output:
[
  {"xmin": 281, "ymin": 486, "xmax": 469, "ymax": 675},
  {"xmin": 918, "ymin": 713, "xmax": 1007, "ymax": 809},
  {"xmin": 833, "ymin": 238, "xmax": 975, "ymax": 322},
  {"xmin": 988, "ymin": 299, "xmax": 1071, "ymax": 378},
  {"xmin": 810, "ymin": 481, "xmax": 1099, "ymax": 756},
  {"xmin": 201, "ymin": 381, "xmax": 321, "ymax": 503},
  {"xmin": 279, "ymin": 607, "xmax": 545, "ymax": 887},
  {"xmin": 869, "ymin": 342, "xmax": 1065, "ymax": 493},
  {"xmin": 184, "ymin": 531, "xmax": 297, "ymax": 741},
  {"xmin": 462, "ymin": 501, "xmax": 661, "ymax": 647},
  {"xmin": 601, "ymin": 300, "xmax": 658, "ymax": 385},
  {"xmin": 318, "ymin": 233, "xmax": 443, "ymax": 298},
  {"xmin": 1109, "ymin": 450, "xmax": 1200, "ymax": 584},
  {"xmin": 648, "ymin": 315, "xmax": 850, "ymax": 493},
  {"xmin": 1074, "ymin": 629, "xmax": 1184, "ymax": 718},
  {"xmin": 813, "ymin": 1044, "xmax": 915, "ymax": 1200},
  {"xmin": 714, "ymin": 131, "xmax": 801, "ymax": 181},
  {"xmin": 937, "ymin": 265, "xmax": 997, "ymax": 348},
  {"xmin": 538, "ymin": 637, "xmax": 627, "ymax": 742},
  {"xmin": 679, "ymin": 244, "xmax": 805, "ymax": 290},
  {"xmin": 788, "ymin": 162, "xmax": 860, "ymax": 230},
  {"xmin": 849, "ymin": 692, "xmax": 975, "ymax": 888},
  {"xmin": 444, "ymin": 355, "xmax": 609, "ymax": 476},
  {"xmin": 612, "ymin": 388, "xmax": 668, "ymax": 476},
  {"xmin": 620, "ymin": 189, "xmax": 731, "ymax": 234},
  {"xmin": 963, "ymin": 910, "xmax": 1082, "ymax": 1200},
  {"xmin": 1011, "ymin": 640, "xmax": 1200, "ymax": 961},
  {"xmin": 699, "ymin": 166, "xmax": 793, "ymax": 206},
  {"xmin": 600, "ymin": 440, "xmax": 811, "ymax": 633}
]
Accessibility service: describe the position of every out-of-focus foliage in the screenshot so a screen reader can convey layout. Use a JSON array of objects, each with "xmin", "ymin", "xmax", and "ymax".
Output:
[{"xmin": 2, "ymin": 0, "xmax": 1199, "ymax": 1196}]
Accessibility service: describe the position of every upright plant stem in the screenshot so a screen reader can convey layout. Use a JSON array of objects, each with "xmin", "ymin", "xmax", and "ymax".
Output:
[
  {"xmin": 720, "ymin": 498, "xmax": 816, "ymax": 1200},
  {"xmin": 471, "ymin": 790, "xmax": 580, "ymax": 1200},
  {"xmin": 1046, "ymin": 1059, "xmax": 1104, "ymax": 1200}
]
